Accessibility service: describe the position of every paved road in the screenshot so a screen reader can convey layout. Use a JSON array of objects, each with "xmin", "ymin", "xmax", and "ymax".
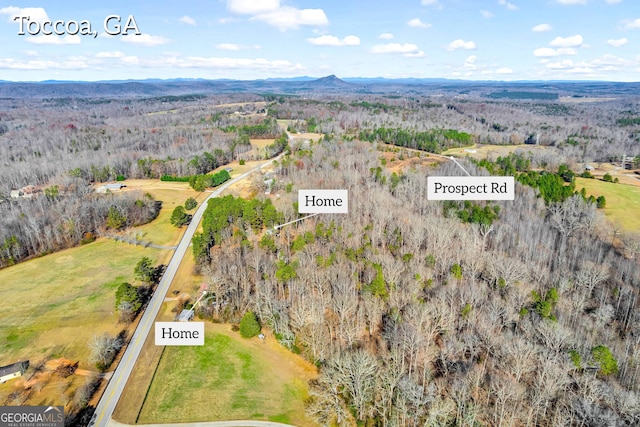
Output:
[{"xmin": 91, "ymin": 156, "xmax": 283, "ymax": 427}]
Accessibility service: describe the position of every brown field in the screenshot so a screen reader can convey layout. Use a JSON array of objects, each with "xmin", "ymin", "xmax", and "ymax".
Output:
[
  {"xmin": 378, "ymin": 150, "xmax": 446, "ymax": 174},
  {"xmin": 290, "ymin": 132, "xmax": 324, "ymax": 142},
  {"xmin": 242, "ymin": 138, "xmax": 276, "ymax": 160},
  {"xmin": 118, "ymin": 179, "xmax": 207, "ymax": 247},
  {"xmin": 251, "ymin": 138, "xmax": 276, "ymax": 149}
]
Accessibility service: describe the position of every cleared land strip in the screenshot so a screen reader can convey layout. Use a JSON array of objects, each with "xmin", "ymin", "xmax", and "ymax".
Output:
[
  {"xmin": 110, "ymin": 420, "xmax": 297, "ymax": 427},
  {"xmin": 91, "ymin": 154, "xmax": 283, "ymax": 427},
  {"xmin": 102, "ymin": 233, "xmax": 178, "ymax": 250}
]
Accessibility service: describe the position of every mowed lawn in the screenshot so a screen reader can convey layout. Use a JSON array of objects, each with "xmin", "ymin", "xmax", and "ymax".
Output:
[
  {"xmin": 137, "ymin": 324, "xmax": 318, "ymax": 426},
  {"xmin": 0, "ymin": 239, "xmax": 161, "ymax": 367},
  {"xmin": 576, "ymin": 177, "xmax": 640, "ymax": 231}
]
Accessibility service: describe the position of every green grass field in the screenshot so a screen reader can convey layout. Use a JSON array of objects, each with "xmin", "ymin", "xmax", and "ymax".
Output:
[
  {"xmin": 137, "ymin": 324, "xmax": 317, "ymax": 426},
  {"xmin": 0, "ymin": 239, "xmax": 162, "ymax": 367},
  {"xmin": 576, "ymin": 177, "xmax": 640, "ymax": 231},
  {"xmin": 0, "ymin": 179, "xmax": 203, "ymax": 407}
]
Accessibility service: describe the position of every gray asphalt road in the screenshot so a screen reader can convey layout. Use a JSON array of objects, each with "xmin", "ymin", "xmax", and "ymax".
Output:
[{"xmin": 91, "ymin": 156, "xmax": 282, "ymax": 427}]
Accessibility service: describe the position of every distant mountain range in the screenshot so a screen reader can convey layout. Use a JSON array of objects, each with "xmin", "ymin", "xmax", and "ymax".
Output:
[{"xmin": 0, "ymin": 75, "xmax": 638, "ymax": 99}]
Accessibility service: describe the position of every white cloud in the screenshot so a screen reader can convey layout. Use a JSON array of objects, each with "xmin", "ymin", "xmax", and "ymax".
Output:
[
  {"xmin": 496, "ymin": 67, "xmax": 513, "ymax": 74},
  {"xmin": 421, "ymin": 0, "xmax": 439, "ymax": 4},
  {"xmin": 25, "ymin": 35, "xmax": 81, "ymax": 45},
  {"xmin": 149, "ymin": 55, "xmax": 305, "ymax": 73},
  {"xmin": 605, "ymin": 0, "xmax": 621, "ymax": 3},
  {"xmin": 227, "ymin": 0, "xmax": 327, "ymax": 30},
  {"xmin": 120, "ymin": 56, "xmax": 140, "ymax": 66},
  {"xmin": 534, "ymin": 48, "xmax": 555, "ymax": 57},
  {"xmin": 481, "ymin": 10, "xmax": 494, "ymax": 18},
  {"xmin": 555, "ymin": 0, "xmax": 587, "ymax": 4},
  {"xmin": 622, "ymin": 18, "xmax": 640, "ymax": 30},
  {"xmin": 607, "ymin": 37, "xmax": 628, "ymax": 47},
  {"xmin": 532, "ymin": 23, "xmax": 552, "ymax": 32},
  {"xmin": 250, "ymin": 6, "xmax": 328, "ymax": 30},
  {"xmin": 179, "ymin": 16, "xmax": 196, "ymax": 26},
  {"xmin": 405, "ymin": 50, "xmax": 425, "ymax": 58},
  {"xmin": 216, "ymin": 43, "xmax": 242, "ymax": 50},
  {"xmin": 0, "ymin": 6, "xmax": 49, "ymax": 23},
  {"xmin": 307, "ymin": 34, "xmax": 360, "ymax": 46},
  {"xmin": 447, "ymin": 39, "xmax": 477, "ymax": 50},
  {"xmin": 378, "ymin": 33, "xmax": 393, "ymax": 39},
  {"xmin": 215, "ymin": 43, "xmax": 260, "ymax": 50},
  {"xmin": 543, "ymin": 55, "xmax": 636, "ymax": 75},
  {"xmin": 550, "ymin": 34, "xmax": 583, "ymax": 47},
  {"xmin": 371, "ymin": 43, "xmax": 424, "ymax": 57},
  {"xmin": 463, "ymin": 55, "xmax": 477, "ymax": 69},
  {"xmin": 0, "ymin": 57, "xmax": 89, "ymax": 70},
  {"xmin": 23, "ymin": 50, "xmax": 38, "ymax": 56},
  {"xmin": 94, "ymin": 51, "xmax": 125, "ymax": 58},
  {"xmin": 227, "ymin": 0, "xmax": 280, "ymax": 14},
  {"xmin": 120, "ymin": 34, "xmax": 169, "ymax": 46},
  {"xmin": 407, "ymin": 18, "xmax": 430, "ymax": 28},
  {"xmin": 534, "ymin": 47, "xmax": 577, "ymax": 56},
  {"xmin": 498, "ymin": 0, "xmax": 519, "ymax": 10}
]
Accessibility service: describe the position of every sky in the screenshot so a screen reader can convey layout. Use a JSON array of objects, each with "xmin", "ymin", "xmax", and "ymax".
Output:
[{"xmin": 0, "ymin": 0, "xmax": 638, "ymax": 82}]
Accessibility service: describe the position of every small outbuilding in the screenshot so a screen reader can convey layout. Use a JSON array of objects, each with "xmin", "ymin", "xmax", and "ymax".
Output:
[
  {"xmin": 96, "ymin": 183, "xmax": 126, "ymax": 193},
  {"xmin": 0, "ymin": 360, "xmax": 29, "ymax": 383}
]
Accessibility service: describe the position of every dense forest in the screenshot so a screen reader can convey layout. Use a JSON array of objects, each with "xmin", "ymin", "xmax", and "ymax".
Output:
[{"xmin": 193, "ymin": 139, "xmax": 640, "ymax": 426}]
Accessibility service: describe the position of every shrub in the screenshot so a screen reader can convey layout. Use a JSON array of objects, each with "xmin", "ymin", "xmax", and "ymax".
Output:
[
  {"xmin": 569, "ymin": 350, "xmax": 582, "ymax": 370},
  {"xmin": 239, "ymin": 311, "xmax": 261, "ymax": 338},
  {"xmin": 239, "ymin": 159, "xmax": 246, "ymax": 165},
  {"xmin": 170, "ymin": 206, "xmax": 190, "ymax": 227},
  {"xmin": 134, "ymin": 257, "xmax": 155, "ymax": 283},
  {"xmin": 450, "ymin": 263, "xmax": 463, "ymax": 280},
  {"xmin": 106, "ymin": 206, "xmax": 127, "ymax": 229},
  {"xmin": 184, "ymin": 197, "xmax": 198, "ymax": 211},
  {"xmin": 603, "ymin": 173, "xmax": 613, "ymax": 182},
  {"xmin": 115, "ymin": 282, "xmax": 142, "ymax": 313},
  {"xmin": 592, "ymin": 345, "xmax": 618, "ymax": 376}
]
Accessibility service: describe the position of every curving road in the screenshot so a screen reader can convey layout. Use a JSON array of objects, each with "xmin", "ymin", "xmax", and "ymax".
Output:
[{"xmin": 91, "ymin": 155, "xmax": 284, "ymax": 427}]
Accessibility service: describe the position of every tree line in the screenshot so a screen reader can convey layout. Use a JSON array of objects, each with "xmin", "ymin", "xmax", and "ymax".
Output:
[{"xmin": 0, "ymin": 178, "xmax": 159, "ymax": 269}]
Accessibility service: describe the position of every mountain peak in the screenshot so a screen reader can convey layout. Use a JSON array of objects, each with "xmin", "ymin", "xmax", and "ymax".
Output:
[{"xmin": 310, "ymin": 74, "xmax": 351, "ymax": 87}]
